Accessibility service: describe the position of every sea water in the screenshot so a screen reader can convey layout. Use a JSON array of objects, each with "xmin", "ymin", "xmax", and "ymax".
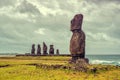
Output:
[
  {"xmin": 86, "ymin": 55, "xmax": 120, "ymax": 65},
  {"xmin": 0, "ymin": 54, "xmax": 16, "ymax": 57}
]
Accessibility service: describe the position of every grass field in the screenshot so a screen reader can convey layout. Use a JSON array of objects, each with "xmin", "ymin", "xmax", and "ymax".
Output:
[{"xmin": 0, "ymin": 56, "xmax": 120, "ymax": 80}]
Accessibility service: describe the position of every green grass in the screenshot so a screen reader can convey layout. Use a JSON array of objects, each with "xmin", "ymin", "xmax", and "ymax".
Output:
[{"xmin": 0, "ymin": 56, "xmax": 120, "ymax": 80}]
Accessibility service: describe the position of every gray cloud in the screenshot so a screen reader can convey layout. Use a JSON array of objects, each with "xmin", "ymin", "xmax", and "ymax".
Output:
[
  {"xmin": 0, "ymin": 0, "xmax": 120, "ymax": 54},
  {"xmin": 17, "ymin": 0, "xmax": 41, "ymax": 15},
  {"xmin": 0, "ymin": 0, "xmax": 15, "ymax": 7}
]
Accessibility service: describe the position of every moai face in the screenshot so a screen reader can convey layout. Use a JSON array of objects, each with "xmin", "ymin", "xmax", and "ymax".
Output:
[
  {"xmin": 43, "ymin": 42, "xmax": 47, "ymax": 51},
  {"xmin": 43, "ymin": 42, "xmax": 48, "ymax": 55},
  {"xmin": 31, "ymin": 44, "xmax": 35, "ymax": 54},
  {"xmin": 43, "ymin": 42, "xmax": 46, "ymax": 47},
  {"xmin": 38, "ymin": 44, "xmax": 40, "ymax": 48},
  {"xmin": 49, "ymin": 45, "xmax": 54, "ymax": 54},
  {"xmin": 71, "ymin": 14, "xmax": 83, "ymax": 32},
  {"xmin": 32, "ymin": 44, "xmax": 35, "ymax": 49},
  {"xmin": 37, "ymin": 44, "xmax": 41, "ymax": 54},
  {"xmin": 56, "ymin": 49, "xmax": 59, "ymax": 55},
  {"xmin": 50, "ymin": 45, "xmax": 53, "ymax": 48}
]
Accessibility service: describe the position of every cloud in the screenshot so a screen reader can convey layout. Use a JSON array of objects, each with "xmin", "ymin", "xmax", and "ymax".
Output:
[
  {"xmin": 0, "ymin": 0, "xmax": 120, "ymax": 54},
  {"xmin": 17, "ymin": 0, "xmax": 40, "ymax": 15},
  {"xmin": 86, "ymin": 32, "xmax": 120, "ymax": 44},
  {"xmin": 0, "ymin": 0, "xmax": 16, "ymax": 7},
  {"xmin": 34, "ymin": 28, "xmax": 45, "ymax": 35}
]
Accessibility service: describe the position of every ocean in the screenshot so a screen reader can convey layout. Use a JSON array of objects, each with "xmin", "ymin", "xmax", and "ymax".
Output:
[
  {"xmin": 0, "ymin": 54, "xmax": 120, "ymax": 65},
  {"xmin": 86, "ymin": 55, "xmax": 120, "ymax": 65}
]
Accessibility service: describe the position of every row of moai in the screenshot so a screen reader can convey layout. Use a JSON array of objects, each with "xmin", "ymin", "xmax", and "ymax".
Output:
[{"xmin": 31, "ymin": 42, "xmax": 59, "ymax": 55}]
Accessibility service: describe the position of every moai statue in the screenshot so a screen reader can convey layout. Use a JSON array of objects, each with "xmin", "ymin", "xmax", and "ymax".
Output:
[
  {"xmin": 31, "ymin": 44, "xmax": 35, "ymax": 55},
  {"xmin": 70, "ymin": 14, "xmax": 88, "ymax": 63},
  {"xmin": 43, "ymin": 42, "xmax": 48, "ymax": 55},
  {"xmin": 37, "ymin": 44, "xmax": 41, "ymax": 55},
  {"xmin": 49, "ymin": 45, "xmax": 54, "ymax": 55},
  {"xmin": 56, "ymin": 49, "xmax": 59, "ymax": 55}
]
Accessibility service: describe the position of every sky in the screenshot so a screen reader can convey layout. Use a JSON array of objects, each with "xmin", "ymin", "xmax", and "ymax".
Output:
[{"xmin": 0, "ymin": 0, "xmax": 120, "ymax": 55}]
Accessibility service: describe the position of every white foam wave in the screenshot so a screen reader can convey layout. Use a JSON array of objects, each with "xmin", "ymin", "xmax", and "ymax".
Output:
[
  {"xmin": 91, "ymin": 60, "xmax": 115, "ymax": 64},
  {"xmin": 118, "ymin": 62, "xmax": 120, "ymax": 64}
]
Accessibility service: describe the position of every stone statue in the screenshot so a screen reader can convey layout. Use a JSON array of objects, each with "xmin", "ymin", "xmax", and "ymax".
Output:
[
  {"xmin": 49, "ymin": 45, "xmax": 54, "ymax": 55},
  {"xmin": 70, "ymin": 14, "xmax": 87, "ymax": 62},
  {"xmin": 31, "ymin": 44, "xmax": 35, "ymax": 55},
  {"xmin": 37, "ymin": 44, "xmax": 41, "ymax": 55},
  {"xmin": 56, "ymin": 49, "xmax": 59, "ymax": 55},
  {"xmin": 43, "ymin": 42, "xmax": 48, "ymax": 55}
]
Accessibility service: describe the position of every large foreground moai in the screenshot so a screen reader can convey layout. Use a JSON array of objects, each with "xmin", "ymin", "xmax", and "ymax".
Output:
[
  {"xmin": 43, "ymin": 42, "xmax": 48, "ymax": 55},
  {"xmin": 49, "ymin": 45, "xmax": 54, "ymax": 55},
  {"xmin": 70, "ymin": 14, "xmax": 88, "ymax": 63},
  {"xmin": 37, "ymin": 44, "xmax": 41, "ymax": 55},
  {"xmin": 31, "ymin": 44, "xmax": 35, "ymax": 55}
]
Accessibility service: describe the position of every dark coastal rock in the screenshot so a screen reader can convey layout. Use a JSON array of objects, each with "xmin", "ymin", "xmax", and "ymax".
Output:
[
  {"xmin": 49, "ymin": 45, "xmax": 54, "ymax": 55},
  {"xmin": 37, "ymin": 44, "xmax": 41, "ymax": 55},
  {"xmin": 31, "ymin": 44, "xmax": 35, "ymax": 55},
  {"xmin": 43, "ymin": 42, "xmax": 48, "ymax": 55},
  {"xmin": 70, "ymin": 14, "xmax": 87, "ymax": 62}
]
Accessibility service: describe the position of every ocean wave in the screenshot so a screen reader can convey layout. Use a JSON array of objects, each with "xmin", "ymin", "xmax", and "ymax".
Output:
[
  {"xmin": 91, "ymin": 60, "xmax": 120, "ymax": 65},
  {"xmin": 118, "ymin": 62, "xmax": 120, "ymax": 64}
]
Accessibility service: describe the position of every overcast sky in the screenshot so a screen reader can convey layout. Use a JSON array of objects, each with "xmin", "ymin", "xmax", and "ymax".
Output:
[{"xmin": 0, "ymin": 0, "xmax": 120, "ymax": 55}]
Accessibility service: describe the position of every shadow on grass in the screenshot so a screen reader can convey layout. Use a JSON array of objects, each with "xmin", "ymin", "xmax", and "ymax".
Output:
[
  {"xmin": 0, "ymin": 64, "xmax": 10, "ymax": 68},
  {"xmin": 26, "ymin": 63, "xmax": 71, "ymax": 70}
]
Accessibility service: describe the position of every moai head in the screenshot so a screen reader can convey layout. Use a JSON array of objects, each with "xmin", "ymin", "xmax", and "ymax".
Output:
[
  {"xmin": 49, "ymin": 45, "xmax": 54, "ymax": 55},
  {"xmin": 32, "ymin": 44, "xmax": 35, "ymax": 49},
  {"xmin": 38, "ymin": 44, "xmax": 40, "ymax": 48},
  {"xmin": 71, "ymin": 14, "xmax": 83, "ymax": 32},
  {"xmin": 43, "ymin": 42, "xmax": 47, "ymax": 49},
  {"xmin": 37, "ymin": 44, "xmax": 41, "ymax": 55},
  {"xmin": 43, "ymin": 42, "xmax": 46, "ymax": 47},
  {"xmin": 43, "ymin": 42, "xmax": 48, "ymax": 54},
  {"xmin": 56, "ymin": 49, "xmax": 59, "ymax": 55},
  {"xmin": 31, "ymin": 44, "xmax": 35, "ymax": 54},
  {"xmin": 50, "ymin": 45, "xmax": 53, "ymax": 49}
]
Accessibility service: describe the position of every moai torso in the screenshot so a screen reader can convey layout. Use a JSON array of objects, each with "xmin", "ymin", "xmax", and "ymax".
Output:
[
  {"xmin": 43, "ymin": 42, "xmax": 48, "ymax": 55},
  {"xmin": 49, "ymin": 45, "xmax": 54, "ymax": 55},
  {"xmin": 37, "ymin": 44, "xmax": 41, "ymax": 55},
  {"xmin": 70, "ymin": 14, "xmax": 85, "ymax": 58},
  {"xmin": 31, "ymin": 44, "xmax": 35, "ymax": 55}
]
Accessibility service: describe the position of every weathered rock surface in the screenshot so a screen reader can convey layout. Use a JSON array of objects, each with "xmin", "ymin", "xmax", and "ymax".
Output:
[{"xmin": 72, "ymin": 59, "xmax": 89, "ymax": 72}]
